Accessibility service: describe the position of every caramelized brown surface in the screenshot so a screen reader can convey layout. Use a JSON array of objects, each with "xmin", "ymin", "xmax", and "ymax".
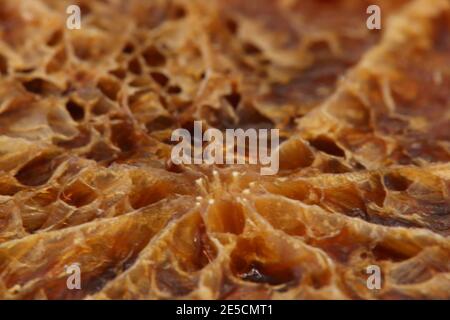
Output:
[{"xmin": 0, "ymin": 0, "xmax": 449, "ymax": 299}]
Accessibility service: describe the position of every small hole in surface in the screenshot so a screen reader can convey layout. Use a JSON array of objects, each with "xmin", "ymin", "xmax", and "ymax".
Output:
[
  {"xmin": 129, "ymin": 179, "xmax": 172, "ymax": 210},
  {"xmin": 16, "ymin": 68, "xmax": 35, "ymax": 74},
  {"xmin": 167, "ymin": 85, "xmax": 182, "ymax": 94},
  {"xmin": 150, "ymin": 72, "xmax": 169, "ymax": 87},
  {"xmin": 97, "ymin": 77, "xmax": 120, "ymax": 101},
  {"xmin": 128, "ymin": 57, "xmax": 142, "ymax": 75},
  {"xmin": 111, "ymin": 121, "xmax": 137, "ymax": 152},
  {"xmin": 46, "ymin": 48, "xmax": 67, "ymax": 73},
  {"xmin": 47, "ymin": 29, "xmax": 63, "ymax": 47},
  {"xmin": 0, "ymin": 54, "xmax": 8, "ymax": 75},
  {"xmin": 224, "ymin": 92, "xmax": 241, "ymax": 109},
  {"xmin": 22, "ymin": 78, "xmax": 60, "ymax": 95},
  {"xmin": 86, "ymin": 142, "xmax": 117, "ymax": 163},
  {"xmin": 92, "ymin": 98, "xmax": 114, "ymax": 115},
  {"xmin": 129, "ymin": 77, "xmax": 152, "ymax": 88},
  {"xmin": 225, "ymin": 18, "xmax": 238, "ymax": 35},
  {"xmin": 170, "ymin": 5, "xmax": 186, "ymax": 20},
  {"xmin": 231, "ymin": 237, "xmax": 301, "ymax": 286},
  {"xmin": 55, "ymin": 127, "xmax": 91, "ymax": 149},
  {"xmin": 109, "ymin": 68, "xmax": 126, "ymax": 79},
  {"xmin": 243, "ymin": 42, "xmax": 262, "ymax": 55},
  {"xmin": 142, "ymin": 46, "xmax": 166, "ymax": 67},
  {"xmin": 0, "ymin": 182, "xmax": 21, "ymax": 196},
  {"xmin": 146, "ymin": 115, "xmax": 174, "ymax": 132},
  {"xmin": 77, "ymin": 2, "xmax": 92, "ymax": 15},
  {"xmin": 309, "ymin": 136, "xmax": 345, "ymax": 157},
  {"xmin": 373, "ymin": 243, "xmax": 415, "ymax": 262},
  {"xmin": 206, "ymin": 199, "xmax": 245, "ymax": 235},
  {"xmin": 308, "ymin": 40, "xmax": 333, "ymax": 59},
  {"xmin": 122, "ymin": 42, "xmax": 135, "ymax": 54},
  {"xmin": 15, "ymin": 154, "xmax": 62, "ymax": 186},
  {"xmin": 62, "ymin": 180, "xmax": 97, "ymax": 208},
  {"xmin": 383, "ymin": 173, "xmax": 412, "ymax": 191},
  {"xmin": 66, "ymin": 100, "xmax": 85, "ymax": 121}
]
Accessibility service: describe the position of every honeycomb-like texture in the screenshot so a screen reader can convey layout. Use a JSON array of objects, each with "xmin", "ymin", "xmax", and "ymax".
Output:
[{"xmin": 0, "ymin": 0, "xmax": 449, "ymax": 299}]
